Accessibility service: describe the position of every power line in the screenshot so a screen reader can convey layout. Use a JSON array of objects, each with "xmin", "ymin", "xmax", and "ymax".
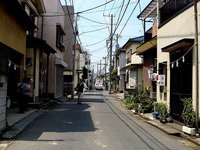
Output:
[
  {"xmin": 119, "ymin": 0, "xmax": 140, "ymax": 35},
  {"xmin": 77, "ymin": 0, "xmax": 114, "ymax": 14},
  {"xmin": 79, "ymin": 15, "xmax": 111, "ymax": 25},
  {"xmin": 109, "ymin": 0, "xmax": 117, "ymax": 14},
  {"xmin": 83, "ymin": 37, "xmax": 109, "ymax": 47},
  {"xmin": 79, "ymin": 27, "xmax": 108, "ymax": 35},
  {"xmin": 81, "ymin": 1, "xmax": 138, "ymax": 14},
  {"xmin": 113, "ymin": 0, "xmax": 131, "ymax": 35},
  {"xmin": 115, "ymin": 0, "xmax": 125, "ymax": 29}
]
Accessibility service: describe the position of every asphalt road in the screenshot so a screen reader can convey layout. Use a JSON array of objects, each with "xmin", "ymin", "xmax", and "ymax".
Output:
[{"xmin": 5, "ymin": 91, "xmax": 194, "ymax": 150}]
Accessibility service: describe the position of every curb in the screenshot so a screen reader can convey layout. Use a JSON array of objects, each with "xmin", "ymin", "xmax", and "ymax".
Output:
[
  {"xmin": 2, "ymin": 109, "xmax": 45, "ymax": 139},
  {"xmin": 114, "ymin": 93, "xmax": 200, "ymax": 147}
]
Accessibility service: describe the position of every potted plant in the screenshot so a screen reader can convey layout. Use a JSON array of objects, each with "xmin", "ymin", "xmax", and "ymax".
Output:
[
  {"xmin": 181, "ymin": 98, "xmax": 196, "ymax": 135},
  {"xmin": 152, "ymin": 102, "xmax": 159, "ymax": 119},
  {"xmin": 157, "ymin": 103, "xmax": 168, "ymax": 124}
]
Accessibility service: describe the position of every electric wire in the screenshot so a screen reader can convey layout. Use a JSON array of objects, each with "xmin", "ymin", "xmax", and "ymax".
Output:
[
  {"xmin": 109, "ymin": 0, "xmax": 117, "ymax": 14},
  {"xmin": 79, "ymin": 15, "xmax": 111, "ymax": 25},
  {"xmin": 80, "ymin": 1, "xmax": 138, "ymax": 14},
  {"xmin": 113, "ymin": 0, "xmax": 131, "ymax": 36},
  {"xmin": 119, "ymin": 0, "xmax": 140, "ymax": 35},
  {"xmin": 79, "ymin": 27, "xmax": 108, "ymax": 35},
  {"xmin": 77, "ymin": 0, "xmax": 114, "ymax": 14},
  {"xmin": 83, "ymin": 37, "xmax": 109, "ymax": 47}
]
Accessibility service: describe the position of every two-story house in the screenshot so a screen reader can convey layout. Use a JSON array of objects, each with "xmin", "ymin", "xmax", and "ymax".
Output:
[
  {"xmin": 121, "ymin": 36, "xmax": 144, "ymax": 94},
  {"xmin": 136, "ymin": 0, "xmax": 158, "ymax": 99},
  {"xmin": 75, "ymin": 43, "xmax": 83, "ymax": 86},
  {"xmin": 157, "ymin": 0, "xmax": 199, "ymax": 120},
  {"xmin": 0, "ymin": 0, "xmax": 37, "ymax": 130},
  {"xmin": 39, "ymin": 0, "xmax": 73, "ymax": 99},
  {"xmin": 115, "ymin": 48, "xmax": 126, "ymax": 92},
  {"xmin": 24, "ymin": 0, "xmax": 57, "ymax": 103}
]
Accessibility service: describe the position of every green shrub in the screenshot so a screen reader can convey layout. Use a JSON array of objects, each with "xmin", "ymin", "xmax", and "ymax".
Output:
[
  {"xmin": 126, "ymin": 103, "xmax": 138, "ymax": 110},
  {"xmin": 181, "ymin": 98, "xmax": 196, "ymax": 127},
  {"xmin": 157, "ymin": 103, "xmax": 168, "ymax": 120}
]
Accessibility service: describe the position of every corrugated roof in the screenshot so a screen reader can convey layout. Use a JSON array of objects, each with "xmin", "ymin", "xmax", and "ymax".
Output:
[{"xmin": 137, "ymin": 0, "xmax": 157, "ymax": 20}]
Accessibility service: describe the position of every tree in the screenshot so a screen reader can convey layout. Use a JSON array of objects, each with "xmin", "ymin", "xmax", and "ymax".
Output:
[{"xmin": 111, "ymin": 68, "xmax": 117, "ymax": 81}]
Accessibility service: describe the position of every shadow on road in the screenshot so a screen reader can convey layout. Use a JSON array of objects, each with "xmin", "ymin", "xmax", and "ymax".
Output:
[{"xmin": 15, "ymin": 102, "xmax": 98, "ymax": 141}]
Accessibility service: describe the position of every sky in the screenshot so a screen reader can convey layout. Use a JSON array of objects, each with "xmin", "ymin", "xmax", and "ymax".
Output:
[{"xmin": 60, "ymin": 0, "xmax": 152, "ymax": 72}]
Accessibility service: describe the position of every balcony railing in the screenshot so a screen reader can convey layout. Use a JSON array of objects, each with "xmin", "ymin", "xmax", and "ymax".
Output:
[{"xmin": 160, "ymin": 0, "xmax": 193, "ymax": 25}]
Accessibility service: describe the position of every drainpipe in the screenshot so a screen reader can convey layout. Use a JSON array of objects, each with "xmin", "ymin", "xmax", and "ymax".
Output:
[
  {"xmin": 33, "ymin": 48, "xmax": 36, "ymax": 103},
  {"xmin": 46, "ymin": 53, "xmax": 49, "ymax": 97},
  {"xmin": 41, "ymin": 15, "xmax": 44, "ymax": 39},
  {"xmin": 194, "ymin": 0, "xmax": 199, "ymax": 134}
]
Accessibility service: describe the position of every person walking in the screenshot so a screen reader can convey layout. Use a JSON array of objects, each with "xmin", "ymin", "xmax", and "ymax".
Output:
[
  {"xmin": 76, "ymin": 79, "xmax": 85, "ymax": 104},
  {"xmin": 23, "ymin": 77, "xmax": 32, "ymax": 111},
  {"xmin": 17, "ymin": 77, "xmax": 31, "ymax": 113}
]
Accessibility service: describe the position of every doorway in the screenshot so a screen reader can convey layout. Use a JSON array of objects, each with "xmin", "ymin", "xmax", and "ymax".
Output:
[{"xmin": 170, "ymin": 49, "xmax": 192, "ymax": 121}]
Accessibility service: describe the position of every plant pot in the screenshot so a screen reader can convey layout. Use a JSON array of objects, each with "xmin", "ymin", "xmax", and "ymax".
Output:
[
  {"xmin": 182, "ymin": 125, "xmax": 196, "ymax": 135},
  {"xmin": 167, "ymin": 116, "xmax": 173, "ymax": 123},
  {"xmin": 152, "ymin": 112, "xmax": 159, "ymax": 119},
  {"xmin": 160, "ymin": 118, "xmax": 167, "ymax": 124},
  {"xmin": 131, "ymin": 109, "xmax": 138, "ymax": 114}
]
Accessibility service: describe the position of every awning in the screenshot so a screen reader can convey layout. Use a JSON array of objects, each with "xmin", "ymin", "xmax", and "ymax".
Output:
[
  {"xmin": 55, "ymin": 58, "xmax": 68, "ymax": 68},
  {"xmin": 26, "ymin": 35, "xmax": 56, "ymax": 54},
  {"xmin": 137, "ymin": 0, "xmax": 157, "ymax": 20},
  {"xmin": 120, "ymin": 64, "xmax": 140, "ymax": 71},
  {"xmin": 162, "ymin": 39, "xmax": 194, "ymax": 52},
  {"xmin": 136, "ymin": 36, "xmax": 157, "ymax": 54}
]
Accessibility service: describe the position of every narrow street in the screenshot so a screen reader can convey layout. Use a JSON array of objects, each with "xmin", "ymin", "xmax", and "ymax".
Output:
[{"xmin": 5, "ymin": 91, "xmax": 196, "ymax": 150}]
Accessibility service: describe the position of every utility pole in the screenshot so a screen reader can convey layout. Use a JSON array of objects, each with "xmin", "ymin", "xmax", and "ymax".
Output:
[
  {"xmin": 97, "ymin": 64, "xmax": 99, "ymax": 76},
  {"xmin": 194, "ymin": 0, "xmax": 199, "ymax": 134},
  {"xmin": 115, "ymin": 34, "xmax": 119, "ymax": 68},
  {"xmin": 114, "ymin": 34, "xmax": 119, "ymax": 92},
  {"xmin": 87, "ymin": 54, "xmax": 91, "ymax": 90},
  {"xmin": 103, "ymin": 56, "xmax": 107, "ymax": 90},
  {"xmin": 109, "ymin": 14, "xmax": 113, "ymax": 94},
  {"xmin": 71, "ymin": 13, "xmax": 78, "ymax": 99},
  {"xmin": 100, "ymin": 60, "xmax": 102, "ymax": 75}
]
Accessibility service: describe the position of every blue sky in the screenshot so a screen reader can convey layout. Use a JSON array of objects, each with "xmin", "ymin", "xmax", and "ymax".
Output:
[{"xmin": 60, "ymin": 0, "xmax": 152, "ymax": 70}]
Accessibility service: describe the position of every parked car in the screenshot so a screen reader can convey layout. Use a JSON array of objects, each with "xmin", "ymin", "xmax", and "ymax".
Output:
[{"xmin": 95, "ymin": 83, "xmax": 104, "ymax": 90}]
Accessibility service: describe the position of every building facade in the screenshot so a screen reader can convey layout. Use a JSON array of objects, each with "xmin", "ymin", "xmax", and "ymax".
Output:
[
  {"xmin": 121, "ymin": 37, "xmax": 144, "ymax": 94},
  {"xmin": 157, "ymin": 0, "xmax": 200, "ymax": 120},
  {"xmin": 39, "ymin": 0, "xmax": 73, "ymax": 99},
  {"xmin": 0, "ymin": 0, "xmax": 36, "ymax": 130}
]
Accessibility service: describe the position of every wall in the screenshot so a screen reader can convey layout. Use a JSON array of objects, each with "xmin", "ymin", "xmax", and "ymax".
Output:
[
  {"xmin": 0, "ymin": 3, "xmax": 26, "ymax": 54},
  {"xmin": 63, "ymin": 6, "xmax": 74, "ymax": 71}
]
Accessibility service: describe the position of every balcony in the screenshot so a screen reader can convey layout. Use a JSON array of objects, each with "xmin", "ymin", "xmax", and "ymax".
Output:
[{"xmin": 160, "ymin": 0, "xmax": 193, "ymax": 25}]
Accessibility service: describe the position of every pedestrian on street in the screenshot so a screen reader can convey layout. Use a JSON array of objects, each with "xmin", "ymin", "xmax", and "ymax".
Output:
[
  {"xmin": 76, "ymin": 79, "xmax": 85, "ymax": 104},
  {"xmin": 23, "ymin": 77, "xmax": 32, "ymax": 111},
  {"xmin": 17, "ymin": 77, "xmax": 31, "ymax": 113}
]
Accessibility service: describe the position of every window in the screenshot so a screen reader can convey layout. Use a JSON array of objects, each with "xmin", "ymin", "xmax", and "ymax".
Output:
[
  {"xmin": 126, "ymin": 49, "xmax": 132, "ymax": 64},
  {"xmin": 56, "ymin": 24, "xmax": 65, "ymax": 52},
  {"xmin": 160, "ymin": 0, "xmax": 193, "ymax": 25}
]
